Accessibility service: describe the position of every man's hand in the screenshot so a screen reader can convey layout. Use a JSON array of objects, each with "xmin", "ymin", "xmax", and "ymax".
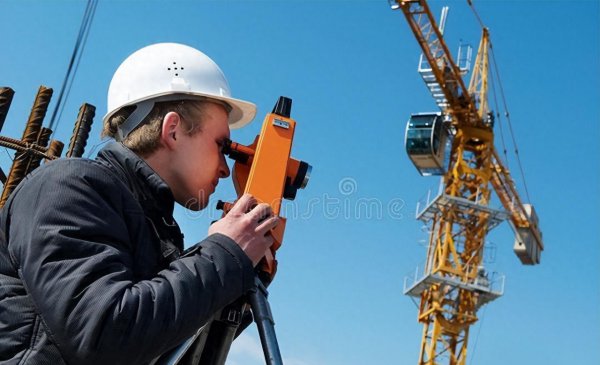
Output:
[{"xmin": 208, "ymin": 194, "xmax": 279, "ymax": 267}]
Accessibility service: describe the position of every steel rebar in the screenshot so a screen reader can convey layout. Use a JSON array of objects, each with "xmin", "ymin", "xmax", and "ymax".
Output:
[
  {"xmin": 66, "ymin": 103, "xmax": 95, "ymax": 158},
  {"xmin": 0, "ymin": 87, "xmax": 15, "ymax": 133},
  {"xmin": 46, "ymin": 140, "xmax": 64, "ymax": 161},
  {"xmin": 26, "ymin": 127, "xmax": 53, "ymax": 172}
]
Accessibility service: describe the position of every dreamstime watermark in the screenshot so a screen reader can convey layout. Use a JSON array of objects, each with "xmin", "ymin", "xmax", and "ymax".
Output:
[{"xmin": 182, "ymin": 177, "xmax": 406, "ymax": 221}]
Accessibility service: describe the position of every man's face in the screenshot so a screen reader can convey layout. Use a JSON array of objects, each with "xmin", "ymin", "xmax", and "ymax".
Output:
[{"xmin": 169, "ymin": 102, "xmax": 231, "ymax": 211}]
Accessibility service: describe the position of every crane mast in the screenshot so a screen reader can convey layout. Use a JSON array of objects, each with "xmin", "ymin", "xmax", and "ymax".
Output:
[{"xmin": 391, "ymin": 1, "xmax": 544, "ymax": 364}]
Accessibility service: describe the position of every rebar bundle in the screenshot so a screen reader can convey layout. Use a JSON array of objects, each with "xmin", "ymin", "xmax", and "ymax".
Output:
[
  {"xmin": 0, "ymin": 85, "xmax": 94, "ymax": 208},
  {"xmin": 0, "ymin": 86, "xmax": 54, "ymax": 207}
]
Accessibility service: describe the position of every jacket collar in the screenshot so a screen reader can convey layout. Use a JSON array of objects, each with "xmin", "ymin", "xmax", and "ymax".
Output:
[{"xmin": 96, "ymin": 142, "xmax": 175, "ymax": 217}]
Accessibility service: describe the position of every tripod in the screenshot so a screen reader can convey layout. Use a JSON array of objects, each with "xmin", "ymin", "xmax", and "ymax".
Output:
[{"xmin": 155, "ymin": 275, "xmax": 284, "ymax": 365}]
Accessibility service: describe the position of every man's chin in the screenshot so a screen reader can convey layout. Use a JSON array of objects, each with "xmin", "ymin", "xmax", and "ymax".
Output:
[
  {"xmin": 181, "ymin": 198, "xmax": 208, "ymax": 211},
  {"xmin": 191, "ymin": 201, "xmax": 209, "ymax": 211}
]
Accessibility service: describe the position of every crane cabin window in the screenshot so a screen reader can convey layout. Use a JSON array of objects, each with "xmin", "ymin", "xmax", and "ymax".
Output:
[{"xmin": 405, "ymin": 113, "xmax": 449, "ymax": 176}]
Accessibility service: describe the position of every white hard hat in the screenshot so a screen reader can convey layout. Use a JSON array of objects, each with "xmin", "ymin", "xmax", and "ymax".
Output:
[{"xmin": 103, "ymin": 42, "xmax": 256, "ymax": 140}]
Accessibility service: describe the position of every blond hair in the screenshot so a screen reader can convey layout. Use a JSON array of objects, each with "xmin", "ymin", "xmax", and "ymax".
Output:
[{"xmin": 102, "ymin": 100, "xmax": 212, "ymax": 156}]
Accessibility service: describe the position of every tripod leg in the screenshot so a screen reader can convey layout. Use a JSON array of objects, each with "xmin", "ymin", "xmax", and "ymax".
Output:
[
  {"xmin": 248, "ymin": 276, "xmax": 284, "ymax": 365},
  {"xmin": 154, "ymin": 276, "xmax": 284, "ymax": 365},
  {"xmin": 151, "ymin": 323, "xmax": 210, "ymax": 365},
  {"xmin": 155, "ymin": 301, "xmax": 245, "ymax": 365},
  {"xmin": 196, "ymin": 299, "xmax": 246, "ymax": 365}
]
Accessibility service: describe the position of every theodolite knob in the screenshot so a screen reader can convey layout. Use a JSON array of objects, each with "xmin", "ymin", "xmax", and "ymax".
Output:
[{"xmin": 272, "ymin": 96, "xmax": 292, "ymax": 118}]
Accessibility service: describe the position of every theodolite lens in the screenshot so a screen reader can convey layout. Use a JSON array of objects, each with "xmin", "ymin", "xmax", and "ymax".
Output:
[
  {"xmin": 282, "ymin": 161, "xmax": 312, "ymax": 201},
  {"xmin": 298, "ymin": 162, "xmax": 311, "ymax": 189},
  {"xmin": 290, "ymin": 161, "xmax": 311, "ymax": 190}
]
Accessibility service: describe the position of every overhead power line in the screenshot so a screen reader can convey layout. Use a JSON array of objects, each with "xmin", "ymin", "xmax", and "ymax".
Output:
[{"xmin": 47, "ymin": 0, "xmax": 98, "ymax": 134}]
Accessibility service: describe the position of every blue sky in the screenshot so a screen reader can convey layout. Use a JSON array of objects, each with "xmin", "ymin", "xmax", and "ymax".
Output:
[{"xmin": 1, "ymin": 1, "xmax": 599, "ymax": 364}]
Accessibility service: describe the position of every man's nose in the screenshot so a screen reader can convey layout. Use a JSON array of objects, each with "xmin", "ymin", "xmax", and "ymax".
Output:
[{"xmin": 219, "ymin": 158, "xmax": 230, "ymax": 178}]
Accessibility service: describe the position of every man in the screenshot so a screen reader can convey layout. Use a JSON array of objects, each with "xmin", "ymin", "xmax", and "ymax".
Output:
[{"xmin": 0, "ymin": 43, "xmax": 277, "ymax": 364}]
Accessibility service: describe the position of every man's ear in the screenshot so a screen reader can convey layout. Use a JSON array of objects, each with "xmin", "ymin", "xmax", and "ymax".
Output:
[{"xmin": 161, "ymin": 112, "xmax": 181, "ymax": 150}]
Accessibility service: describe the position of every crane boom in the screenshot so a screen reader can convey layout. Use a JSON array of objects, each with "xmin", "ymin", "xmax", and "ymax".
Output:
[
  {"xmin": 395, "ymin": 0, "xmax": 477, "ymax": 125},
  {"xmin": 391, "ymin": 0, "xmax": 544, "ymax": 364}
]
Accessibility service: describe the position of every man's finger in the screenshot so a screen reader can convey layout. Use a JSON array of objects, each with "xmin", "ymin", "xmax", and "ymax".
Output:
[
  {"xmin": 263, "ymin": 234, "xmax": 275, "ymax": 249},
  {"xmin": 256, "ymin": 215, "xmax": 279, "ymax": 236},
  {"xmin": 247, "ymin": 203, "xmax": 273, "ymax": 223},
  {"xmin": 229, "ymin": 193, "xmax": 256, "ymax": 215}
]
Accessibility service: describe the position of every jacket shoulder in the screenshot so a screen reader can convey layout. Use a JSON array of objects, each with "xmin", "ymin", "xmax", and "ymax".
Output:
[
  {"xmin": 5, "ymin": 157, "xmax": 137, "ymax": 220},
  {"xmin": 30, "ymin": 157, "xmax": 120, "ymax": 183},
  {"xmin": 20, "ymin": 158, "xmax": 125, "ymax": 195}
]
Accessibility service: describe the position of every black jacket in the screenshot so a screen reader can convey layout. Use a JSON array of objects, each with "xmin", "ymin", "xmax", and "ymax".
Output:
[{"xmin": 0, "ymin": 143, "xmax": 254, "ymax": 364}]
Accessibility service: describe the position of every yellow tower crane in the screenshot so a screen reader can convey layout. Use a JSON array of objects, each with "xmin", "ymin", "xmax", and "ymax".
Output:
[{"xmin": 389, "ymin": 1, "xmax": 544, "ymax": 364}]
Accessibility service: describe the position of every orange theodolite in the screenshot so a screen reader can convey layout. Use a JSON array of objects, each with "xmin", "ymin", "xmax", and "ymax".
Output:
[
  {"xmin": 217, "ymin": 96, "xmax": 311, "ymax": 283},
  {"xmin": 147, "ymin": 97, "xmax": 312, "ymax": 365}
]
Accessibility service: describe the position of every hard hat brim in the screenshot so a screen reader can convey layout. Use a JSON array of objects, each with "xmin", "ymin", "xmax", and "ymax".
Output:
[
  {"xmin": 214, "ymin": 94, "xmax": 257, "ymax": 130},
  {"xmin": 103, "ymin": 92, "xmax": 256, "ymax": 131}
]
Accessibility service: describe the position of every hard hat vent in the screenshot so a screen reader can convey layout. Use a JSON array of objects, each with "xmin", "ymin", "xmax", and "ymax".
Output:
[{"xmin": 167, "ymin": 61, "xmax": 184, "ymax": 77}]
